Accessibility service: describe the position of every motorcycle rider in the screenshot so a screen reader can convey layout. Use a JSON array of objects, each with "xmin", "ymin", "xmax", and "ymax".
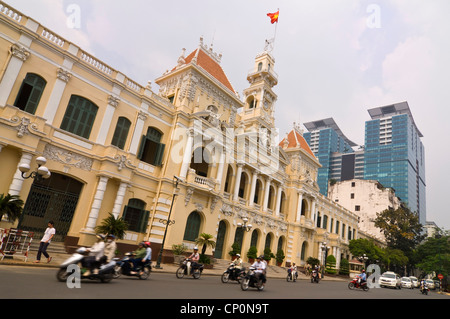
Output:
[
  {"xmin": 231, "ymin": 253, "xmax": 243, "ymax": 278},
  {"xmin": 84, "ymin": 234, "xmax": 106, "ymax": 276},
  {"xmin": 251, "ymin": 255, "xmax": 267, "ymax": 284},
  {"xmin": 187, "ymin": 246, "xmax": 200, "ymax": 272},
  {"xmin": 104, "ymin": 234, "xmax": 117, "ymax": 263},
  {"xmin": 289, "ymin": 262, "xmax": 298, "ymax": 281},
  {"xmin": 130, "ymin": 242, "xmax": 147, "ymax": 274},
  {"xmin": 358, "ymin": 269, "xmax": 367, "ymax": 285}
]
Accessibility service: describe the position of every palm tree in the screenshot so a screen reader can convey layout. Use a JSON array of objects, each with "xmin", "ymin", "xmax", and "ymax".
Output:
[
  {"xmin": 0, "ymin": 193, "xmax": 24, "ymax": 222},
  {"xmin": 195, "ymin": 233, "xmax": 216, "ymax": 255},
  {"xmin": 95, "ymin": 213, "xmax": 128, "ymax": 239}
]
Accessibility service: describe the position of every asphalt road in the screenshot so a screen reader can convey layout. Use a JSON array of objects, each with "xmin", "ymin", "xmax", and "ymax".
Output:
[{"xmin": 1, "ymin": 265, "xmax": 447, "ymax": 300}]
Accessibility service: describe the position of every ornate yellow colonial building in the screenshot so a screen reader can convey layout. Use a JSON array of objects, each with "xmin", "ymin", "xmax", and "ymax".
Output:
[{"xmin": 0, "ymin": 2, "xmax": 359, "ymax": 267}]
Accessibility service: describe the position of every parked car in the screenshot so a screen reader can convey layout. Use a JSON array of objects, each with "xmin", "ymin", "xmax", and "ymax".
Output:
[
  {"xmin": 434, "ymin": 280, "xmax": 440, "ymax": 290},
  {"xmin": 401, "ymin": 277, "xmax": 413, "ymax": 289},
  {"xmin": 379, "ymin": 271, "xmax": 402, "ymax": 289},
  {"xmin": 409, "ymin": 276, "xmax": 419, "ymax": 288},
  {"xmin": 425, "ymin": 279, "xmax": 435, "ymax": 290}
]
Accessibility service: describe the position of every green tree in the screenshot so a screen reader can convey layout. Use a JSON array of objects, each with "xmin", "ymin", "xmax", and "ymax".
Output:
[
  {"xmin": 381, "ymin": 247, "xmax": 408, "ymax": 271},
  {"xmin": 374, "ymin": 206, "xmax": 424, "ymax": 250},
  {"xmin": 275, "ymin": 249, "xmax": 285, "ymax": 264},
  {"xmin": 263, "ymin": 247, "xmax": 275, "ymax": 262},
  {"xmin": 247, "ymin": 246, "xmax": 258, "ymax": 260},
  {"xmin": 94, "ymin": 212, "xmax": 128, "ymax": 239},
  {"xmin": 0, "ymin": 193, "xmax": 24, "ymax": 222},
  {"xmin": 416, "ymin": 235, "xmax": 450, "ymax": 277},
  {"xmin": 306, "ymin": 257, "xmax": 320, "ymax": 268},
  {"xmin": 195, "ymin": 233, "xmax": 216, "ymax": 256},
  {"xmin": 339, "ymin": 258, "xmax": 350, "ymax": 276},
  {"xmin": 349, "ymin": 238, "xmax": 384, "ymax": 265},
  {"xmin": 375, "ymin": 206, "xmax": 424, "ymax": 273},
  {"xmin": 325, "ymin": 255, "xmax": 337, "ymax": 274}
]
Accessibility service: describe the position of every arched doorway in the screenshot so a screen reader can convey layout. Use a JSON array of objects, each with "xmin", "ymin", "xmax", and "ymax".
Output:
[
  {"xmin": 214, "ymin": 220, "xmax": 227, "ymax": 259},
  {"xmin": 18, "ymin": 172, "xmax": 83, "ymax": 242}
]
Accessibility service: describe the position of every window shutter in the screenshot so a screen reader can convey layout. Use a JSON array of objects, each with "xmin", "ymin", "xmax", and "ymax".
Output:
[
  {"xmin": 122, "ymin": 205, "xmax": 129, "ymax": 220},
  {"xmin": 154, "ymin": 143, "xmax": 165, "ymax": 166},
  {"xmin": 138, "ymin": 210, "xmax": 150, "ymax": 233},
  {"xmin": 137, "ymin": 135, "xmax": 147, "ymax": 160}
]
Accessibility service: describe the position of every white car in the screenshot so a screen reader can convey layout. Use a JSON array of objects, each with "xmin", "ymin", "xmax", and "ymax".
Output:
[
  {"xmin": 401, "ymin": 277, "xmax": 413, "ymax": 289},
  {"xmin": 409, "ymin": 276, "xmax": 419, "ymax": 288},
  {"xmin": 379, "ymin": 271, "xmax": 402, "ymax": 289},
  {"xmin": 425, "ymin": 279, "xmax": 435, "ymax": 290}
]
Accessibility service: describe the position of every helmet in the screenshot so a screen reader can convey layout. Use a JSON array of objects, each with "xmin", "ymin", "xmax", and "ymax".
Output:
[
  {"xmin": 96, "ymin": 234, "xmax": 105, "ymax": 240},
  {"xmin": 236, "ymin": 254, "xmax": 240, "ymax": 257},
  {"xmin": 194, "ymin": 246, "xmax": 198, "ymax": 250},
  {"xmin": 144, "ymin": 241, "xmax": 151, "ymax": 247}
]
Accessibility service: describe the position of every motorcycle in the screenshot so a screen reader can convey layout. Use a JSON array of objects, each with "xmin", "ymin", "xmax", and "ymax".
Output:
[
  {"xmin": 348, "ymin": 276, "xmax": 369, "ymax": 291},
  {"xmin": 420, "ymin": 283, "xmax": 429, "ymax": 295},
  {"xmin": 311, "ymin": 269, "xmax": 320, "ymax": 283},
  {"xmin": 221, "ymin": 263, "xmax": 246, "ymax": 284},
  {"xmin": 286, "ymin": 268, "xmax": 297, "ymax": 282},
  {"xmin": 240, "ymin": 267, "xmax": 266, "ymax": 291},
  {"xmin": 113, "ymin": 252, "xmax": 152, "ymax": 280},
  {"xmin": 56, "ymin": 247, "xmax": 115, "ymax": 283},
  {"xmin": 176, "ymin": 258, "xmax": 204, "ymax": 279}
]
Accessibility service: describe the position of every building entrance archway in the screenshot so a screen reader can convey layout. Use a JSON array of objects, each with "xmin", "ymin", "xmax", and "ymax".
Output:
[{"xmin": 18, "ymin": 172, "xmax": 83, "ymax": 242}]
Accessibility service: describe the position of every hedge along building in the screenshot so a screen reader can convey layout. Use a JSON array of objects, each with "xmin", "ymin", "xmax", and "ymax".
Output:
[{"xmin": 0, "ymin": 2, "xmax": 359, "ymax": 267}]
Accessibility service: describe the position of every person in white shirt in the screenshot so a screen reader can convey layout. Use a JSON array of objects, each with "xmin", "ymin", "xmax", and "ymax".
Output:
[
  {"xmin": 34, "ymin": 220, "xmax": 55, "ymax": 263},
  {"xmin": 251, "ymin": 256, "xmax": 267, "ymax": 283},
  {"xmin": 84, "ymin": 234, "xmax": 105, "ymax": 276}
]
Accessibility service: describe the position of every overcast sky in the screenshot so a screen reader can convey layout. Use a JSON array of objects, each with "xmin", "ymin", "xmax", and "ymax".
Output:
[{"xmin": 5, "ymin": 0, "xmax": 450, "ymax": 230}]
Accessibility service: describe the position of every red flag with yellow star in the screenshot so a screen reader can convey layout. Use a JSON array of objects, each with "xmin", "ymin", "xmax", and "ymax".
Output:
[{"xmin": 267, "ymin": 10, "xmax": 279, "ymax": 24}]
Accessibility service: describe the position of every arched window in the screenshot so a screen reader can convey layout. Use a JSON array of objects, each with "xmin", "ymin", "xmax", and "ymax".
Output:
[
  {"xmin": 257, "ymin": 62, "xmax": 263, "ymax": 71},
  {"xmin": 111, "ymin": 117, "xmax": 131, "ymax": 149},
  {"xmin": 323, "ymin": 215, "xmax": 328, "ymax": 230},
  {"xmin": 224, "ymin": 165, "xmax": 233, "ymax": 193},
  {"xmin": 190, "ymin": 147, "xmax": 210, "ymax": 177},
  {"xmin": 265, "ymin": 233, "xmax": 273, "ymax": 249},
  {"xmin": 183, "ymin": 211, "xmax": 201, "ymax": 242},
  {"xmin": 254, "ymin": 179, "xmax": 262, "ymax": 204},
  {"xmin": 268, "ymin": 185, "xmax": 275, "ymax": 210},
  {"xmin": 250, "ymin": 229, "xmax": 259, "ymax": 248},
  {"xmin": 60, "ymin": 95, "xmax": 98, "ymax": 139},
  {"xmin": 138, "ymin": 127, "xmax": 165, "ymax": 166},
  {"xmin": 301, "ymin": 242, "xmax": 307, "ymax": 261},
  {"xmin": 122, "ymin": 198, "xmax": 149, "ymax": 233},
  {"xmin": 238, "ymin": 172, "xmax": 248, "ymax": 199},
  {"xmin": 14, "ymin": 73, "xmax": 46, "ymax": 114}
]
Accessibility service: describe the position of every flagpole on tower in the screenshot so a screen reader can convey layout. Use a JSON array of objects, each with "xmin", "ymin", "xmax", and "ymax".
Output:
[{"xmin": 265, "ymin": 9, "xmax": 279, "ymax": 53}]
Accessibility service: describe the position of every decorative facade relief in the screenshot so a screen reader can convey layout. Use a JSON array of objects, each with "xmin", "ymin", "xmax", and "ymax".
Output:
[
  {"xmin": 43, "ymin": 144, "xmax": 93, "ymax": 171},
  {"xmin": 10, "ymin": 43, "xmax": 30, "ymax": 61},
  {"xmin": 8, "ymin": 116, "xmax": 43, "ymax": 137}
]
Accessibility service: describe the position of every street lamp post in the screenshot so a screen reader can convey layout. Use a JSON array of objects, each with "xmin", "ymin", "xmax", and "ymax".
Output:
[
  {"xmin": 155, "ymin": 176, "xmax": 181, "ymax": 269},
  {"xmin": 237, "ymin": 217, "xmax": 253, "ymax": 232},
  {"xmin": 19, "ymin": 156, "xmax": 51, "ymax": 181}
]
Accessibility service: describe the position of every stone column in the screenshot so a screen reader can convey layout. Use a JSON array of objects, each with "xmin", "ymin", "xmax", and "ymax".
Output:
[
  {"xmin": 262, "ymin": 177, "xmax": 271, "ymax": 212},
  {"xmin": 248, "ymin": 170, "xmax": 258, "ymax": 207},
  {"xmin": 129, "ymin": 111, "xmax": 147, "ymax": 155},
  {"xmin": 84, "ymin": 176, "xmax": 109, "ymax": 232},
  {"xmin": 275, "ymin": 185, "xmax": 282, "ymax": 217},
  {"xmin": 179, "ymin": 128, "xmax": 194, "ymax": 179},
  {"xmin": 296, "ymin": 192, "xmax": 303, "ymax": 222},
  {"xmin": 111, "ymin": 181, "xmax": 128, "ymax": 218},
  {"xmin": 215, "ymin": 150, "xmax": 225, "ymax": 189},
  {"xmin": 0, "ymin": 44, "xmax": 30, "ymax": 106},
  {"xmin": 96, "ymin": 95, "xmax": 119, "ymax": 145},
  {"xmin": 42, "ymin": 68, "xmax": 72, "ymax": 124},
  {"xmin": 8, "ymin": 152, "xmax": 33, "ymax": 196},
  {"xmin": 233, "ymin": 163, "xmax": 243, "ymax": 201}
]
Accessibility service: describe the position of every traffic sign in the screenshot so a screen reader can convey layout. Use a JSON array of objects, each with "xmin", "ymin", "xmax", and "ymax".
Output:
[{"xmin": 438, "ymin": 274, "xmax": 444, "ymax": 280}]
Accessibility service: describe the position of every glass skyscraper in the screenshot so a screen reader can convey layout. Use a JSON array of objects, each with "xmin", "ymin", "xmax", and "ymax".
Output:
[
  {"xmin": 364, "ymin": 102, "xmax": 426, "ymax": 224},
  {"xmin": 303, "ymin": 118, "xmax": 356, "ymax": 196},
  {"xmin": 303, "ymin": 102, "xmax": 426, "ymax": 225}
]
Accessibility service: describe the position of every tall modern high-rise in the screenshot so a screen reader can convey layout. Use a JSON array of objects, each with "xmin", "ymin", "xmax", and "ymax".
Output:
[
  {"xmin": 303, "ymin": 118, "xmax": 357, "ymax": 195},
  {"xmin": 364, "ymin": 102, "xmax": 426, "ymax": 224}
]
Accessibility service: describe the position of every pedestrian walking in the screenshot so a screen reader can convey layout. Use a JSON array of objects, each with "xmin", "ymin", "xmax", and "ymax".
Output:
[{"xmin": 34, "ymin": 220, "xmax": 55, "ymax": 263}]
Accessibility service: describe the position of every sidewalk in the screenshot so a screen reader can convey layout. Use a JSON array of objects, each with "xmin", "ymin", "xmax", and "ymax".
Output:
[{"xmin": 0, "ymin": 250, "xmax": 345, "ymax": 281}]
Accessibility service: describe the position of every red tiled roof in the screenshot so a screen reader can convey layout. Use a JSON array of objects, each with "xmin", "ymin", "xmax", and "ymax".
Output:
[
  {"xmin": 280, "ymin": 130, "xmax": 315, "ymax": 157},
  {"xmin": 175, "ymin": 48, "xmax": 235, "ymax": 93}
]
